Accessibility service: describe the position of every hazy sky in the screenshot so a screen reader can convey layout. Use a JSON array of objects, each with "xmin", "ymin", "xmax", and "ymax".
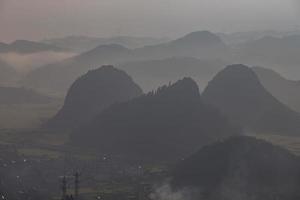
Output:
[{"xmin": 0, "ymin": 0, "xmax": 299, "ymax": 42}]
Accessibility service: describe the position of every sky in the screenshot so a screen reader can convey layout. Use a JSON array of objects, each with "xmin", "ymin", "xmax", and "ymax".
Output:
[{"xmin": 0, "ymin": 0, "xmax": 299, "ymax": 42}]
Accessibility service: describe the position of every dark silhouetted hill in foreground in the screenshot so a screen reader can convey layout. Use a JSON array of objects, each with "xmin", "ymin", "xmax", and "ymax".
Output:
[
  {"xmin": 0, "ymin": 87, "xmax": 52, "ymax": 104},
  {"xmin": 253, "ymin": 66, "xmax": 300, "ymax": 112},
  {"xmin": 47, "ymin": 65, "xmax": 142, "ymax": 130},
  {"xmin": 71, "ymin": 78, "xmax": 239, "ymax": 161},
  {"xmin": 171, "ymin": 136, "xmax": 300, "ymax": 200},
  {"xmin": 202, "ymin": 64, "xmax": 300, "ymax": 135}
]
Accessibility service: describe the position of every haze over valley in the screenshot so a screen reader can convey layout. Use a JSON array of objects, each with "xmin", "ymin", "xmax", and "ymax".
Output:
[{"xmin": 1, "ymin": 1, "xmax": 300, "ymax": 200}]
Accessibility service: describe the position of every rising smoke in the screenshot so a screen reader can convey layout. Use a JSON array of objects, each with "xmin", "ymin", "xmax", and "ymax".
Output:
[{"xmin": 150, "ymin": 181, "xmax": 202, "ymax": 200}]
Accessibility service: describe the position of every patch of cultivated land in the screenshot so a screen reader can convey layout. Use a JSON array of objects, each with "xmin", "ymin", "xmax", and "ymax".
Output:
[
  {"xmin": 254, "ymin": 134, "xmax": 300, "ymax": 155},
  {"xmin": 0, "ymin": 101, "xmax": 62, "ymax": 129},
  {"xmin": 0, "ymin": 130, "xmax": 98, "ymax": 160}
]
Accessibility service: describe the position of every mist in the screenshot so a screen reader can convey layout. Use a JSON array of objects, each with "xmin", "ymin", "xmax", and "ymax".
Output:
[
  {"xmin": 1, "ymin": 1, "xmax": 300, "ymax": 200},
  {"xmin": 0, "ymin": 52, "xmax": 75, "ymax": 73}
]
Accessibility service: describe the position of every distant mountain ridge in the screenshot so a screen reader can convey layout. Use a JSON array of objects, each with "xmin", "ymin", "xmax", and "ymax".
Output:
[
  {"xmin": 42, "ymin": 35, "xmax": 170, "ymax": 52},
  {"xmin": 236, "ymin": 35, "xmax": 300, "ymax": 79},
  {"xmin": 47, "ymin": 65, "xmax": 143, "ymax": 130},
  {"xmin": 23, "ymin": 44, "xmax": 135, "ymax": 96},
  {"xmin": 23, "ymin": 31, "xmax": 231, "ymax": 95},
  {"xmin": 119, "ymin": 57, "xmax": 226, "ymax": 92},
  {"xmin": 202, "ymin": 64, "xmax": 300, "ymax": 135},
  {"xmin": 0, "ymin": 40, "xmax": 66, "ymax": 54},
  {"xmin": 218, "ymin": 30, "xmax": 300, "ymax": 45},
  {"xmin": 253, "ymin": 66, "xmax": 300, "ymax": 112},
  {"xmin": 71, "ymin": 77, "xmax": 239, "ymax": 161},
  {"xmin": 0, "ymin": 86, "xmax": 52, "ymax": 104},
  {"xmin": 135, "ymin": 31, "xmax": 230, "ymax": 60}
]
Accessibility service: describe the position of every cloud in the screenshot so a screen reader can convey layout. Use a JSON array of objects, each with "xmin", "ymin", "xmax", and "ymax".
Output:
[{"xmin": 0, "ymin": 51, "xmax": 75, "ymax": 74}]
